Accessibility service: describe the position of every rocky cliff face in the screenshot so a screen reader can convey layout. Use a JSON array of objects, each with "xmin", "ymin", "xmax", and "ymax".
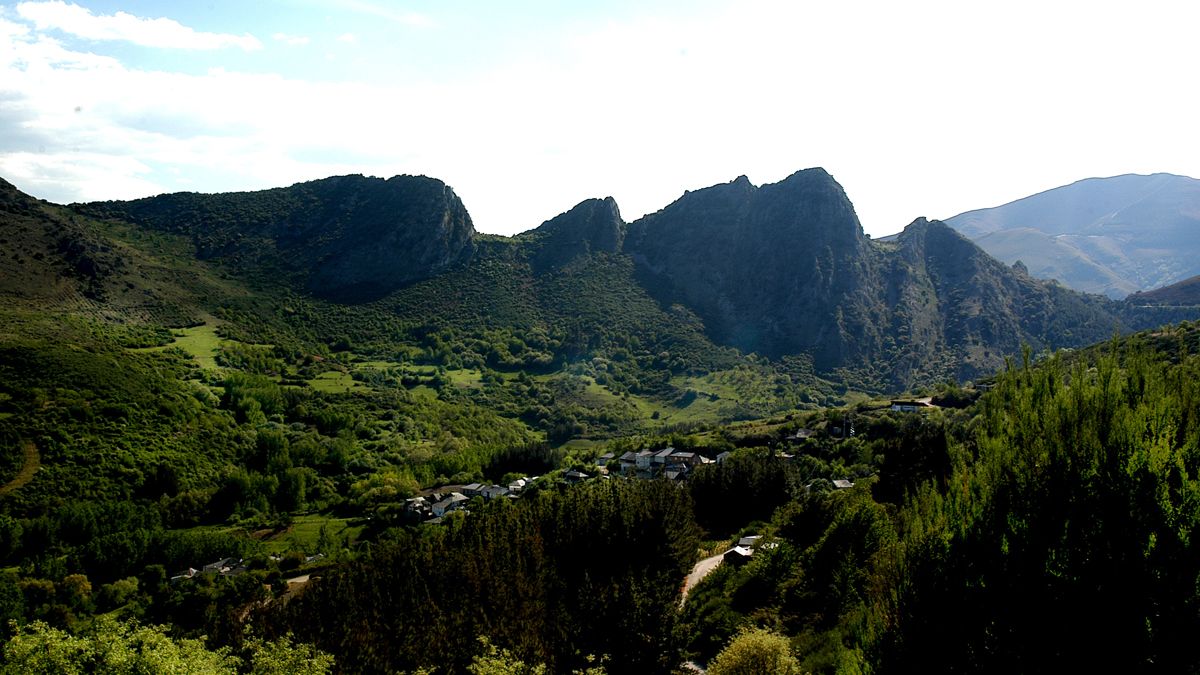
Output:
[
  {"xmin": 77, "ymin": 174, "xmax": 477, "ymax": 301},
  {"xmin": 524, "ymin": 197, "xmax": 624, "ymax": 272},
  {"xmin": 623, "ymin": 170, "xmax": 1124, "ymax": 385},
  {"xmin": 888, "ymin": 218, "xmax": 1120, "ymax": 381},
  {"xmin": 625, "ymin": 169, "xmax": 881, "ymax": 367}
]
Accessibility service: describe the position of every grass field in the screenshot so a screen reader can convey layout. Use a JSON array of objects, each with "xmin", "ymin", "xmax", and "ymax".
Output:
[
  {"xmin": 444, "ymin": 368, "xmax": 484, "ymax": 388},
  {"xmin": 258, "ymin": 514, "xmax": 364, "ymax": 554},
  {"xmin": 133, "ymin": 323, "xmax": 223, "ymax": 369},
  {"xmin": 307, "ymin": 370, "xmax": 368, "ymax": 393}
]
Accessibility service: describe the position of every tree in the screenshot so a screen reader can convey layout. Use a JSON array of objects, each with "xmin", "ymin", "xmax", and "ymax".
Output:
[
  {"xmin": 707, "ymin": 627, "xmax": 802, "ymax": 675},
  {"xmin": 0, "ymin": 618, "xmax": 333, "ymax": 674}
]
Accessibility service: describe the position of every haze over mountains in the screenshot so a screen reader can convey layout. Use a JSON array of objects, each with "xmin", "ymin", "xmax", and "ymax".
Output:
[
  {"xmin": 946, "ymin": 173, "xmax": 1200, "ymax": 299},
  {"xmin": 3, "ymin": 167, "xmax": 1192, "ymax": 391}
]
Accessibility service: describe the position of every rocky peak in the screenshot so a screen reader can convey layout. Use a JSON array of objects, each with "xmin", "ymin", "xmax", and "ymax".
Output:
[
  {"xmin": 525, "ymin": 196, "xmax": 625, "ymax": 272},
  {"xmin": 304, "ymin": 174, "xmax": 477, "ymax": 300},
  {"xmin": 623, "ymin": 168, "xmax": 874, "ymax": 361},
  {"xmin": 74, "ymin": 173, "xmax": 478, "ymax": 302}
]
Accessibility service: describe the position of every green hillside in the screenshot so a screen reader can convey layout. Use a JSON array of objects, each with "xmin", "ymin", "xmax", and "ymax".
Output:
[{"xmin": 4, "ymin": 169, "xmax": 1200, "ymax": 672}]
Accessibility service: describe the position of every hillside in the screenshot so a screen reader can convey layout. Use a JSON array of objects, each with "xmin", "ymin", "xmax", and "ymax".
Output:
[
  {"xmin": 77, "ymin": 174, "xmax": 477, "ymax": 302},
  {"xmin": 8, "ymin": 169, "xmax": 1188, "ymax": 392},
  {"xmin": 1127, "ymin": 274, "xmax": 1200, "ymax": 307},
  {"xmin": 623, "ymin": 169, "xmax": 1127, "ymax": 385},
  {"xmin": 946, "ymin": 173, "xmax": 1200, "ymax": 298}
]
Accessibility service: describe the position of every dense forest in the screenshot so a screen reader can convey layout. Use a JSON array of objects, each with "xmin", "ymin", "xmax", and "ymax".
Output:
[{"xmin": 8, "ymin": 322, "xmax": 1192, "ymax": 672}]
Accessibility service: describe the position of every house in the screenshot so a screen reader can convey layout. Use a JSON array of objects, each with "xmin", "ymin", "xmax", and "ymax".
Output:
[
  {"xmin": 432, "ymin": 492, "xmax": 469, "ymax": 517},
  {"xmin": 635, "ymin": 449, "xmax": 656, "ymax": 470},
  {"xmin": 595, "ymin": 452, "xmax": 615, "ymax": 468},
  {"xmin": 722, "ymin": 546, "xmax": 754, "ymax": 566},
  {"xmin": 405, "ymin": 496, "xmax": 430, "ymax": 517},
  {"xmin": 563, "ymin": 469, "xmax": 590, "ymax": 484},
  {"xmin": 669, "ymin": 451, "xmax": 699, "ymax": 466},
  {"xmin": 664, "ymin": 467, "xmax": 688, "ymax": 481},
  {"xmin": 619, "ymin": 451, "xmax": 639, "ymax": 473},
  {"xmin": 738, "ymin": 535, "xmax": 762, "ymax": 548},
  {"xmin": 508, "ymin": 477, "xmax": 529, "ymax": 492},
  {"xmin": 482, "ymin": 485, "xmax": 510, "ymax": 500},
  {"xmin": 832, "ymin": 479, "xmax": 855, "ymax": 490},
  {"xmin": 890, "ymin": 400, "xmax": 931, "ymax": 412},
  {"xmin": 787, "ymin": 428, "xmax": 816, "ymax": 441},
  {"xmin": 716, "ymin": 451, "xmax": 733, "ymax": 464},
  {"xmin": 462, "ymin": 483, "xmax": 485, "ymax": 497},
  {"xmin": 203, "ymin": 558, "xmax": 239, "ymax": 574},
  {"xmin": 653, "ymin": 447, "xmax": 677, "ymax": 465}
]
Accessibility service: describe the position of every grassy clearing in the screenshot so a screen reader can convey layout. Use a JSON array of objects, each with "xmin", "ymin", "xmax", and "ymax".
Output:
[
  {"xmin": 559, "ymin": 438, "xmax": 606, "ymax": 451},
  {"xmin": 132, "ymin": 323, "xmax": 223, "ymax": 369},
  {"xmin": 169, "ymin": 324, "xmax": 224, "ymax": 369},
  {"xmin": 307, "ymin": 370, "xmax": 368, "ymax": 394},
  {"xmin": 445, "ymin": 368, "xmax": 484, "ymax": 388},
  {"xmin": 259, "ymin": 514, "xmax": 363, "ymax": 554},
  {"xmin": 626, "ymin": 389, "xmax": 734, "ymax": 426}
]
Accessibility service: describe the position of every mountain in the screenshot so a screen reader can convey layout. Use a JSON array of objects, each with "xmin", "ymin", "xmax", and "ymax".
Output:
[
  {"xmin": 623, "ymin": 168, "xmax": 1128, "ymax": 385},
  {"xmin": 946, "ymin": 173, "xmax": 1200, "ymax": 298},
  {"xmin": 626, "ymin": 170, "xmax": 876, "ymax": 369},
  {"xmin": 5, "ymin": 167, "xmax": 1194, "ymax": 395},
  {"xmin": 78, "ymin": 174, "xmax": 476, "ymax": 302}
]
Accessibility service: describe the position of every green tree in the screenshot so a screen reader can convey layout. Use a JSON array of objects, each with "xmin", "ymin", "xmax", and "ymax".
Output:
[
  {"xmin": 707, "ymin": 627, "xmax": 802, "ymax": 675},
  {"xmin": 0, "ymin": 618, "xmax": 333, "ymax": 674}
]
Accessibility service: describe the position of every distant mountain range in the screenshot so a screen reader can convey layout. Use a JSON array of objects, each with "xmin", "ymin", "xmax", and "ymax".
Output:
[
  {"xmin": 4, "ymin": 169, "xmax": 1197, "ymax": 391},
  {"xmin": 946, "ymin": 173, "xmax": 1200, "ymax": 299}
]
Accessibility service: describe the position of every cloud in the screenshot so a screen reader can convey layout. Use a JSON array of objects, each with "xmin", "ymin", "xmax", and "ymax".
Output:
[
  {"xmin": 14, "ymin": 1, "xmax": 262, "ymax": 50},
  {"xmin": 335, "ymin": 32, "xmax": 357, "ymax": 44},
  {"xmin": 272, "ymin": 32, "xmax": 310, "ymax": 46}
]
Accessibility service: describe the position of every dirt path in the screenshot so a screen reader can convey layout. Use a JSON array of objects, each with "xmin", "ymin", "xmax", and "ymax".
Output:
[
  {"xmin": 0, "ymin": 440, "xmax": 39, "ymax": 497},
  {"xmin": 682, "ymin": 552, "xmax": 725, "ymax": 603}
]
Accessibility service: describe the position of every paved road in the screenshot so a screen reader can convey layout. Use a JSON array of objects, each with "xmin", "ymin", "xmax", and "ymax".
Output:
[{"xmin": 682, "ymin": 552, "xmax": 725, "ymax": 603}]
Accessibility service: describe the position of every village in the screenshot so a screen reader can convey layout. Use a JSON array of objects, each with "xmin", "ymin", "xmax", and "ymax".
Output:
[{"xmin": 171, "ymin": 398, "xmax": 934, "ymax": 584}]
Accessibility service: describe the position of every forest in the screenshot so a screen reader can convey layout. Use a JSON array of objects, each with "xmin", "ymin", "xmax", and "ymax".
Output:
[{"xmin": 4, "ymin": 318, "xmax": 1200, "ymax": 672}]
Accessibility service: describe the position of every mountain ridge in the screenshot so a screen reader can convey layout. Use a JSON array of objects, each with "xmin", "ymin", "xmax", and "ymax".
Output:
[
  {"xmin": 4, "ymin": 167, "xmax": 1196, "ymax": 389},
  {"xmin": 76, "ymin": 173, "xmax": 477, "ymax": 302},
  {"xmin": 946, "ymin": 172, "xmax": 1200, "ymax": 298}
]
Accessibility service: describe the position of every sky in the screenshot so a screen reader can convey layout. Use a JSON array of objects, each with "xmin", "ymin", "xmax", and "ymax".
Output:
[{"xmin": 1, "ymin": 0, "xmax": 1198, "ymax": 238}]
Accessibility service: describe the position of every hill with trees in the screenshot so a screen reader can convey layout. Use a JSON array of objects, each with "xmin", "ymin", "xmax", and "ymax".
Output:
[{"xmin": 3, "ymin": 167, "xmax": 1200, "ymax": 672}]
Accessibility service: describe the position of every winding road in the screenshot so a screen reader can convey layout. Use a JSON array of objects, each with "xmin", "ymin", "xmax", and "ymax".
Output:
[{"xmin": 682, "ymin": 552, "xmax": 725, "ymax": 603}]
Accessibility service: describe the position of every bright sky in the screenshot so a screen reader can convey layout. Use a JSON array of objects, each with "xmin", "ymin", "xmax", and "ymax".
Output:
[{"xmin": 1, "ymin": 0, "xmax": 1198, "ymax": 237}]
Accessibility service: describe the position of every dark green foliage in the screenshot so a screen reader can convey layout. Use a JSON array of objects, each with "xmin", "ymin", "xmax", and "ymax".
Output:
[
  {"xmin": 870, "ymin": 415, "xmax": 952, "ymax": 504},
  {"xmin": 274, "ymin": 480, "xmax": 700, "ymax": 674},
  {"xmin": 689, "ymin": 452, "xmax": 798, "ymax": 537},
  {"xmin": 867, "ymin": 342, "xmax": 1200, "ymax": 672}
]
